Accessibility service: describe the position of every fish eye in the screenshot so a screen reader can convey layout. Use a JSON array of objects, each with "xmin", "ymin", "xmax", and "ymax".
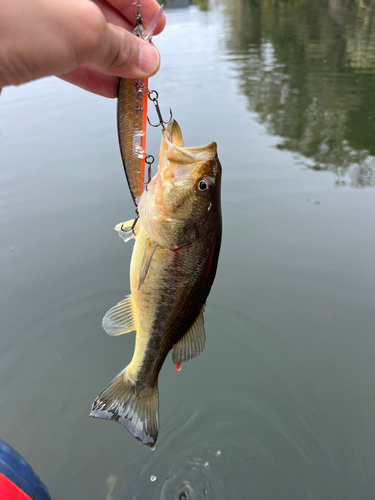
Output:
[{"xmin": 198, "ymin": 178, "xmax": 211, "ymax": 193}]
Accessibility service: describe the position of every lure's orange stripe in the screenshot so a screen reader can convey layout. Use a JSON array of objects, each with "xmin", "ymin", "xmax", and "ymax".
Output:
[{"xmin": 140, "ymin": 77, "xmax": 149, "ymax": 193}]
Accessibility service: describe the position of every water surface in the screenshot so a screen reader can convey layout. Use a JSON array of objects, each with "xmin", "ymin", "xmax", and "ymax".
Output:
[{"xmin": 1, "ymin": 1, "xmax": 375, "ymax": 498}]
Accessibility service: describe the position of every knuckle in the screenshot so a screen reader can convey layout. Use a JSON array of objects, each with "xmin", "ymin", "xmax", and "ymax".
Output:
[
  {"xmin": 74, "ymin": 2, "xmax": 106, "ymax": 59},
  {"xmin": 108, "ymin": 30, "xmax": 135, "ymax": 74}
]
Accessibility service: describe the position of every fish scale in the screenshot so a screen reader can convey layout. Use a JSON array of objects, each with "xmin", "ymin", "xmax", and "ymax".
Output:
[{"xmin": 129, "ymin": 231, "xmax": 216, "ymax": 386}]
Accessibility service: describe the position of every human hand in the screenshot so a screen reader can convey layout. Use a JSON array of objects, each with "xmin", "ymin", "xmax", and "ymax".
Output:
[{"xmin": 0, "ymin": 0, "xmax": 166, "ymax": 97}]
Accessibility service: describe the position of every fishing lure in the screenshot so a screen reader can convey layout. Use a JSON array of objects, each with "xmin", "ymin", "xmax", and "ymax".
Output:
[{"xmin": 117, "ymin": 3, "xmax": 169, "ymax": 206}]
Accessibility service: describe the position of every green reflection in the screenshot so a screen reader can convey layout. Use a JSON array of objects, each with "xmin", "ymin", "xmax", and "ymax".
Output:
[
  {"xmin": 192, "ymin": 0, "xmax": 210, "ymax": 10},
  {"xmin": 161, "ymin": 0, "xmax": 209, "ymax": 9},
  {"xmin": 160, "ymin": 0, "xmax": 191, "ymax": 8},
  {"xmin": 222, "ymin": 0, "xmax": 375, "ymax": 187}
]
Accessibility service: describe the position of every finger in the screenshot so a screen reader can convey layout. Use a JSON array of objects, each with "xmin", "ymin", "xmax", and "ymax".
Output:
[
  {"xmin": 104, "ymin": 0, "xmax": 166, "ymax": 34},
  {"xmin": 59, "ymin": 66, "xmax": 119, "ymax": 98},
  {"xmin": 87, "ymin": 23, "xmax": 160, "ymax": 79},
  {"xmin": 92, "ymin": 0, "xmax": 133, "ymax": 31}
]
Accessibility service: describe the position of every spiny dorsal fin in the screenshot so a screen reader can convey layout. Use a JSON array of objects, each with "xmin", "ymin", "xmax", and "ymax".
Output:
[
  {"xmin": 114, "ymin": 219, "xmax": 137, "ymax": 242},
  {"xmin": 102, "ymin": 295, "xmax": 135, "ymax": 336},
  {"xmin": 172, "ymin": 307, "xmax": 205, "ymax": 365},
  {"xmin": 138, "ymin": 239, "xmax": 158, "ymax": 290}
]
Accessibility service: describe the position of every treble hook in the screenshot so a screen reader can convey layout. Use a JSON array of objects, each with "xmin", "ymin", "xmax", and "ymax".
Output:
[
  {"xmin": 147, "ymin": 90, "xmax": 173, "ymax": 130},
  {"xmin": 120, "ymin": 207, "xmax": 139, "ymax": 236},
  {"xmin": 145, "ymin": 154, "xmax": 154, "ymax": 191},
  {"xmin": 133, "ymin": 1, "xmax": 142, "ymax": 25}
]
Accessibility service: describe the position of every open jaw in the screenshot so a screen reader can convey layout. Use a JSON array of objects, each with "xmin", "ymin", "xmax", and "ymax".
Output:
[{"xmin": 159, "ymin": 120, "xmax": 218, "ymax": 181}]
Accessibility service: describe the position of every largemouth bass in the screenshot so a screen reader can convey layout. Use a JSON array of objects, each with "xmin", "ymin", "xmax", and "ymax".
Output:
[{"xmin": 90, "ymin": 120, "xmax": 222, "ymax": 447}]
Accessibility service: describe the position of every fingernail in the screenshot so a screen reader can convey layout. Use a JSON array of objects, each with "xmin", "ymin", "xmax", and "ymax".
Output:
[{"xmin": 139, "ymin": 43, "xmax": 160, "ymax": 75}]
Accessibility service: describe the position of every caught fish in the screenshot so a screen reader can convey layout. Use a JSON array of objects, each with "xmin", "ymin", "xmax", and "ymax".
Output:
[
  {"xmin": 90, "ymin": 120, "xmax": 222, "ymax": 447},
  {"xmin": 117, "ymin": 5, "xmax": 164, "ymax": 205}
]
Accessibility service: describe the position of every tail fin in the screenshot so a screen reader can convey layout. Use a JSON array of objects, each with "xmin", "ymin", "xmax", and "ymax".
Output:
[{"xmin": 90, "ymin": 369, "xmax": 159, "ymax": 447}]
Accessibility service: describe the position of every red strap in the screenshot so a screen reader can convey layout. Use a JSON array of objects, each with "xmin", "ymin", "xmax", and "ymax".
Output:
[{"xmin": 0, "ymin": 473, "xmax": 31, "ymax": 500}]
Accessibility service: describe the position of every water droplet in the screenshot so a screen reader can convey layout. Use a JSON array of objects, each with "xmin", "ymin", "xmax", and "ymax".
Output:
[
  {"xmin": 175, "ymin": 361, "xmax": 182, "ymax": 371},
  {"xmin": 204, "ymin": 461, "xmax": 209, "ymax": 467},
  {"xmin": 179, "ymin": 493, "xmax": 187, "ymax": 500},
  {"xmin": 10, "ymin": 247, "xmax": 15, "ymax": 252},
  {"xmin": 150, "ymin": 445, "xmax": 156, "ymax": 451},
  {"xmin": 216, "ymin": 450, "xmax": 221, "ymax": 456},
  {"xmin": 150, "ymin": 475, "xmax": 157, "ymax": 482}
]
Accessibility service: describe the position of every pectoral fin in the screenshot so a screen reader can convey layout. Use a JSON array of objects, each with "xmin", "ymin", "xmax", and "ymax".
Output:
[
  {"xmin": 172, "ymin": 307, "xmax": 205, "ymax": 365},
  {"xmin": 102, "ymin": 295, "xmax": 135, "ymax": 336},
  {"xmin": 114, "ymin": 219, "xmax": 138, "ymax": 242},
  {"xmin": 138, "ymin": 239, "xmax": 158, "ymax": 290}
]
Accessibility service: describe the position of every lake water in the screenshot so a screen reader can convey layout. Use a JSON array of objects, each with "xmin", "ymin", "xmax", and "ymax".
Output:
[{"xmin": 1, "ymin": 0, "xmax": 375, "ymax": 498}]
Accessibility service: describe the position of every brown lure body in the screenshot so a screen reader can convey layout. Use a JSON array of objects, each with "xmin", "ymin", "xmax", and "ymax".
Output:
[{"xmin": 117, "ymin": 77, "xmax": 149, "ymax": 205}]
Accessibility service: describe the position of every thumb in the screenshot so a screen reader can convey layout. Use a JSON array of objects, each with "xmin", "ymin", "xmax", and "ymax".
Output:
[{"xmin": 90, "ymin": 23, "xmax": 160, "ymax": 79}]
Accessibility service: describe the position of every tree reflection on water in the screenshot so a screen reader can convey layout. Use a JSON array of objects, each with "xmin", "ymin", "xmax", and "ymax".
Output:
[{"xmin": 222, "ymin": 0, "xmax": 375, "ymax": 187}]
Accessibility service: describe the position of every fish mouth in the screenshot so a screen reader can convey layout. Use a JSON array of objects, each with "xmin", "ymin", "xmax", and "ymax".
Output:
[
  {"xmin": 163, "ymin": 119, "xmax": 185, "ymax": 148},
  {"xmin": 161, "ymin": 119, "xmax": 218, "ymax": 167}
]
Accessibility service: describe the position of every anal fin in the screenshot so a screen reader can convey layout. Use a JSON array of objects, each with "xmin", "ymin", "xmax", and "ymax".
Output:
[
  {"xmin": 172, "ymin": 307, "xmax": 205, "ymax": 366},
  {"xmin": 102, "ymin": 295, "xmax": 135, "ymax": 336}
]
